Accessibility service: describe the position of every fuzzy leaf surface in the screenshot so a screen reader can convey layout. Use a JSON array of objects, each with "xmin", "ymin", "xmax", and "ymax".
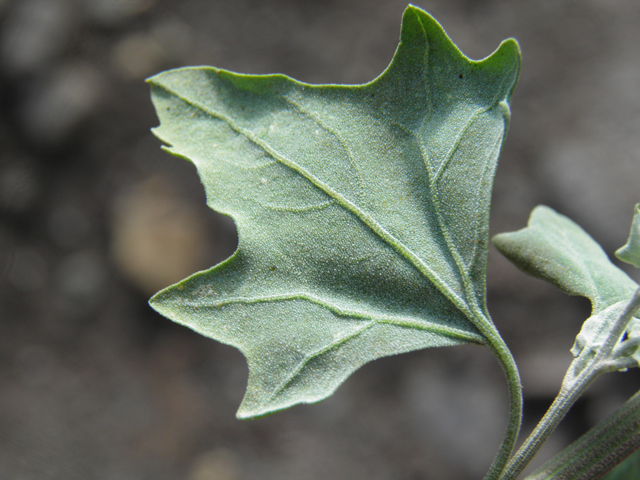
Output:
[
  {"xmin": 148, "ymin": 6, "xmax": 520, "ymax": 419},
  {"xmin": 616, "ymin": 204, "xmax": 640, "ymax": 268},
  {"xmin": 570, "ymin": 301, "xmax": 640, "ymax": 366},
  {"xmin": 493, "ymin": 205, "xmax": 638, "ymax": 315},
  {"xmin": 571, "ymin": 301, "xmax": 628, "ymax": 358},
  {"xmin": 603, "ymin": 448, "xmax": 640, "ymax": 480}
]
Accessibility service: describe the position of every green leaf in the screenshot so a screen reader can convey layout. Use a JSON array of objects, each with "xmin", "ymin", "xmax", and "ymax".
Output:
[
  {"xmin": 571, "ymin": 301, "xmax": 628, "ymax": 359},
  {"xmin": 493, "ymin": 205, "xmax": 638, "ymax": 315},
  {"xmin": 616, "ymin": 204, "xmax": 640, "ymax": 268},
  {"xmin": 570, "ymin": 300, "xmax": 640, "ymax": 368},
  {"xmin": 147, "ymin": 5, "xmax": 521, "ymax": 419}
]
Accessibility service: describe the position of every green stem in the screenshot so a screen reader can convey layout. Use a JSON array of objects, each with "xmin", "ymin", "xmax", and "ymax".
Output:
[
  {"xmin": 483, "ymin": 332, "xmax": 524, "ymax": 480},
  {"xmin": 499, "ymin": 288, "xmax": 640, "ymax": 480},
  {"xmin": 499, "ymin": 361, "xmax": 602, "ymax": 480},
  {"xmin": 598, "ymin": 288, "xmax": 640, "ymax": 361}
]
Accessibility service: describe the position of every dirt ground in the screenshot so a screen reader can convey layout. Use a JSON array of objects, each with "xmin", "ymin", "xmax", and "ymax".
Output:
[{"xmin": 1, "ymin": 0, "xmax": 639, "ymax": 479}]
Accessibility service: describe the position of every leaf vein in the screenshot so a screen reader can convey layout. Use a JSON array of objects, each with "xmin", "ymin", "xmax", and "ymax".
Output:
[
  {"xmin": 278, "ymin": 93, "xmax": 367, "ymax": 202},
  {"xmin": 199, "ymin": 292, "xmax": 483, "ymax": 342},
  {"xmin": 266, "ymin": 314, "xmax": 483, "ymax": 403},
  {"xmin": 153, "ymin": 81, "xmax": 473, "ymax": 318}
]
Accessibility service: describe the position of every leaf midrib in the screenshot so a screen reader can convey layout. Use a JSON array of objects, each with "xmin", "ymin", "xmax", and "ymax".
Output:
[{"xmin": 152, "ymin": 81, "xmax": 474, "ymax": 320}]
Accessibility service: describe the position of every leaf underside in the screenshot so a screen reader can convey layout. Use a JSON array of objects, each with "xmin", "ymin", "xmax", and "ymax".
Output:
[{"xmin": 148, "ymin": 5, "xmax": 520, "ymax": 418}]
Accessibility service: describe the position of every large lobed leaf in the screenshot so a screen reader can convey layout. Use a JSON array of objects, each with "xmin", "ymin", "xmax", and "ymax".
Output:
[{"xmin": 148, "ymin": 6, "xmax": 521, "ymax": 419}]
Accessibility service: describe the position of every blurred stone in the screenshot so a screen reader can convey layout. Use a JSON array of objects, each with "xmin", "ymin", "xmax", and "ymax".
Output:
[
  {"xmin": 48, "ymin": 203, "xmax": 92, "ymax": 249},
  {"xmin": 542, "ymin": 135, "xmax": 640, "ymax": 251},
  {"xmin": 8, "ymin": 246, "xmax": 48, "ymax": 291},
  {"xmin": 189, "ymin": 449, "xmax": 242, "ymax": 480},
  {"xmin": 151, "ymin": 18, "xmax": 194, "ymax": 63},
  {"xmin": 517, "ymin": 349, "xmax": 573, "ymax": 398},
  {"xmin": 538, "ymin": 48, "xmax": 640, "ymax": 251},
  {"xmin": 402, "ymin": 352, "xmax": 507, "ymax": 478},
  {"xmin": 111, "ymin": 32, "xmax": 165, "ymax": 80},
  {"xmin": 15, "ymin": 344, "xmax": 57, "ymax": 389},
  {"xmin": 110, "ymin": 176, "xmax": 210, "ymax": 295},
  {"xmin": 83, "ymin": 0, "xmax": 156, "ymax": 27},
  {"xmin": 0, "ymin": 226, "xmax": 10, "ymax": 280},
  {"xmin": 19, "ymin": 62, "xmax": 103, "ymax": 146},
  {"xmin": 54, "ymin": 250, "xmax": 106, "ymax": 318},
  {"xmin": 0, "ymin": 160, "xmax": 39, "ymax": 213},
  {"xmin": 1, "ymin": 0, "xmax": 73, "ymax": 76}
]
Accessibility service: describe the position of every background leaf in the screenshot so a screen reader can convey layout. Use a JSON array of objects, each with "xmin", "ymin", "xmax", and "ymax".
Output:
[
  {"xmin": 148, "ymin": 6, "xmax": 520, "ymax": 419},
  {"xmin": 616, "ymin": 204, "xmax": 640, "ymax": 268},
  {"xmin": 526, "ymin": 389, "xmax": 640, "ymax": 480},
  {"xmin": 493, "ymin": 205, "xmax": 638, "ymax": 315}
]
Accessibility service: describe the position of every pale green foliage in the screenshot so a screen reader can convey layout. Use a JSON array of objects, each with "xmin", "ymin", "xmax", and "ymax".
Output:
[
  {"xmin": 493, "ymin": 205, "xmax": 638, "ymax": 315},
  {"xmin": 146, "ymin": 4, "xmax": 640, "ymax": 479},
  {"xmin": 571, "ymin": 301, "xmax": 640, "ymax": 367},
  {"xmin": 493, "ymin": 207, "xmax": 640, "ymax": 479},
  {"xmin": 571, "ymin": 302, "xmax": 629, "ymax": 358},
  {"xmin": 147, "ymin": 6, "xmax": 521, "ymax": 420},
  {"xmin": 492, "ymin": 205, "xmax": 640, "ymax": 371},
  {"xmin": 616, "ymin": 204, "xmax": 640, "ymax": 268}
]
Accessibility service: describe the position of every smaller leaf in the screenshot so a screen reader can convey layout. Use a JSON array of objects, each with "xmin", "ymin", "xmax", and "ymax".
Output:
[
  {"xmin": 571, "ymin": 301, "xmax": 627, "ymax": 358},
  {"xmin": 571, "ymin": 298, "xmax": 640, "ymax": 372},
  {"xmin": 616, "ymin": 204, "xmax": 640, "ymax": 268},
  {"xmin": 493, "ymin": 205, "xmax": 638, "ymax": 315}
]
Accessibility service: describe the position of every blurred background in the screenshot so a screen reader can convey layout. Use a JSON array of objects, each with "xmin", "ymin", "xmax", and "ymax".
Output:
[{"xmin": 1, "ymin": 0, "xmax": 639, "ymax": 479}]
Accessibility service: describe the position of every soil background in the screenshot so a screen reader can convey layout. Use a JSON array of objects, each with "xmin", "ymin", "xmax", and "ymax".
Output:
[{"xmin": 1, "ymin": 1, "xmax": 639, "ymax": 479}]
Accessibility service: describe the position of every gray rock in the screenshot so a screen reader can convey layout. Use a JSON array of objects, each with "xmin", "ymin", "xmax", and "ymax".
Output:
[
  {"xmin": 82, "ymin": 0, "xmax": 156, "ymax": 27},
  {"xmin": 1, "ymin": 0, "xmax": 74, "ymax": 76},
  {"xmin": 19, "ymin": 62, "xmax": 103, "ymax": 145}
]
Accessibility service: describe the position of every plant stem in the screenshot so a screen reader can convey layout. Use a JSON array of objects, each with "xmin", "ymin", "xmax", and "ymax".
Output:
[
  {"xmin": 525, "ymin": 388, "xmax": 640, "ymax": 480},
  {"xmin": 483, "ymin": 330, "xmax": 524, "ymax": 480},
  {"xmin": 598, "ymin": 288, "xmax": 640, "ymax": 361},
  {"xmin": 498, "ymin": 288, "xmax": 640, "ymax": 480},
  {"xmin": 499, "ymin": 361, "xmax": 601, "ymax": 480}
]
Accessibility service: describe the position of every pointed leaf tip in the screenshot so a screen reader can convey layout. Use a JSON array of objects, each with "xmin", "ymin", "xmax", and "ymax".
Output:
[{"xmin": 397, "ymin": 5, "xmax": 520, "ymax": 107}]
